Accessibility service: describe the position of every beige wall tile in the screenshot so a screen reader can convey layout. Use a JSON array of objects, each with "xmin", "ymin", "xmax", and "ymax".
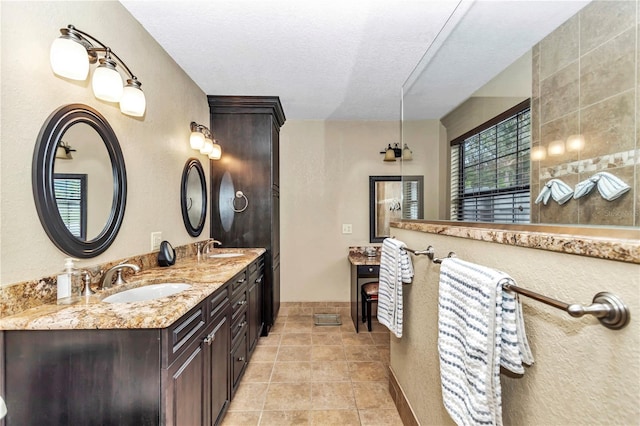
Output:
[
  {"xmin": 540, "ymin": 14, "xmax": 579, "ymax": 80},
  {"xmin": 581, "ymin": 90, "xmax": 635, "ymax": 158},
  {"xmin": 580, "ymin": 28, "xmax": 635, "ymax": 107},
  {"xmin": 540, "ymin": 112, "xmax": 580, "ymax": 169},
  {"xmin": 540, "ymin": 61, "xmax": 579, "ymax": 124},
  {"xmin": 578, "ymin": 165, "xmax": 635, "ymax": 226},
  {"xmin": 580, "ymin": 1, "xmax": 636, "ymax": 53}
]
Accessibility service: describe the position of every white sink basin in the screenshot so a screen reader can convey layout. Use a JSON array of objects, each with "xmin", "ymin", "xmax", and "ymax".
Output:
[
  {"xmin": 102, "ymin": 283, "xmax": 191, "ymax": 303},
  {"xmin": 207, "ymin": 252, "xmax": 244, "ymax": 259}
]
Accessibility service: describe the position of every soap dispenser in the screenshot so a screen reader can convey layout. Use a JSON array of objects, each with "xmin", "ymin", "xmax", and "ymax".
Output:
[{"xmin": 57, "ymin": 258, "xmax": 76, "ymax": 300}]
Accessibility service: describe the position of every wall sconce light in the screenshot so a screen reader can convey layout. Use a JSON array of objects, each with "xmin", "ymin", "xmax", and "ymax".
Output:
[
  {"xmin": 190, "ymin": 122, "xmax": 222, "ymax": 160},
  {"xmin": 566, "ymin": 134, "xmax": 585, "ymax": 152},
  {"xmin": 55, "ymin": 141, "xmax": 75, "ymax": 160},
  {"xmin": 50, "ymin": 25, "xmax": 146, "ymax": 117},
  {"xmin": 530, "ymin": 145, "xmax": 546, "ymax": 161},
  {"xmin": 381, "ymin": 143, "xmax": 409, "ymax": 162},
  {"xmin": 548, "ymin": 139, "xmax": 566, "ymax": 156},
  {"xmin": 402, "ymin": 143, "xmax": 413, "ymax": 161}
]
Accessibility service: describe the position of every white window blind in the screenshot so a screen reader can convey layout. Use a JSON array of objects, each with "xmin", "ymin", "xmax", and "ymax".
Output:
[
  {"xmin": 450, "ymin": 101, "xmax": 530, "ymax": 223},
  {"xmin": 54, "ymin": 174, "xmax": 87, "ymax": 239}
]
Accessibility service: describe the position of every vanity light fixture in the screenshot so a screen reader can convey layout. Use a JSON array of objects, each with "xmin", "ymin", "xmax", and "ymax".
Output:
[
  {"xmin": 190, "ymin": 122, "xmax": 222, "ymax": 160},
  {"xmin": 566, "ymin": 134, "xmax": 585, "ymax": 152},
  {"xmin": 548, "ymin": 139, "xmax": 566, "ymax": 156},
  {"xmin": 50, "ymin": 25, "xmax": 146, "ymax": 117},
  {"xmin": 530, "ymin": 145, "xmax": 546, "ymax": 161},
  {"xmin": 381, "ymin": 143, "xmax": 411, "ymax": 162},
  {"xmin": 55, "ymin": 141, "xmax": 76, "ymax": 160}
]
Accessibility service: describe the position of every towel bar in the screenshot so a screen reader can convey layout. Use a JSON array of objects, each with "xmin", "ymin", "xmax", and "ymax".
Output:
[
  {"xmin": 502, "ymin": 281, "xmax": 629, "ymax": 330},
  {"xmin": 405, "ymin": 245, "xmax": 456, "ymax": 264},
  {"xmin": 403, "ymin": 242, "xmax": 631, "ymax": 330}
]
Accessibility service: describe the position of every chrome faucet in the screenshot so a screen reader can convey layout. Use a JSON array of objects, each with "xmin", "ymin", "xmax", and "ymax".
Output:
[
  {"xmin": 200, "ymin": 239, "xmax": 222, "ymax": 256},
  {"xmin": 101, "ymin": 263, "xmax": 141, "ymax": 289}
]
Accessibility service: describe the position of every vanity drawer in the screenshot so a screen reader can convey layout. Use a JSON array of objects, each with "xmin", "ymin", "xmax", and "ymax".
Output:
[
  {"xmin": 231, "ymin": 289, "xmax": 248, "ymax": 317},
  {"xmin": 208, "ymin": 285, "xmax": 229, "ymax": 320},
  {"xmin": 165, "ymin": 303, "xmax": 207, "ymax": 365},
  {"xmin": 231, "ymin": 333, "xmax": 248, "ymax": 397},
  {"xmin": 230, "ymin": 270, "xmax": 248, "ymax": 295},
  {"xmin": 357, "ymin": 265, "xmax": 379, "ymax": 278},
  {"xmin": 231, "ymin": 310, "xmax": 248, "ymax": 343}
]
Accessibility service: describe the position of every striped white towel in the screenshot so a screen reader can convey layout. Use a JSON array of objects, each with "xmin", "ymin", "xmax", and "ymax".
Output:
[
  {"xmin": 377, "ymin": 238, "xmax": 414, "ymax": 338},
  {"xmin": 438, "ymin": 258, "xmax": 533, "ymax": 426}
]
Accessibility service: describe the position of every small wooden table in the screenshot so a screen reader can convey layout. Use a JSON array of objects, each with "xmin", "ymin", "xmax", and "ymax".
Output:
[{"xmin": 348, "ymin": 248, "xmax": 380, "ymax": 333}]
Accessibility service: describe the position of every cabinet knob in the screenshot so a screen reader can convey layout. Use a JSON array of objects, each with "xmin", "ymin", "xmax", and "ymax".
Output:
[
  {"xmin": 238, "ymin": 321, "xmax": 247, "ymax": 328},
  {"xmin": 237, "ymin": 278, "xmax": 246, "ymax": 284},
  {"xmin": 203, "ymin": 332, "xmax": 216, "ymax": 345},
  {"xmin": 237, "ymin": 357, "xmax": 245, "ymax": 362}
]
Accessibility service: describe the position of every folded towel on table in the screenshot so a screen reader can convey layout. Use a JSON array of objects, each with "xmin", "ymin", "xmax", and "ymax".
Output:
[
  {"xmin": 438, "ymin": 258, "xmax": 533, "ymax": 426},
  {"xmin": 377, "ymin": 237, "xmax": 414, "ymax": 337}
]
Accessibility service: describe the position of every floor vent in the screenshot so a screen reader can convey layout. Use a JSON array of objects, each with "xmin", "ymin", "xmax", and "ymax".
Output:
[{"xmin": 313, "ymin": 313, "xmax": 342, "ymax": 326}]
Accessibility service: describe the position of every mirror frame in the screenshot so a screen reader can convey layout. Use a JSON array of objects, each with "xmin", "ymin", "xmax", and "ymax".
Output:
[
  {"xmin": 180, "ymin": 158, "xmax": 207, "ymax": 236},
  {"xmin": 32, "ymin": 104, "xmax": 127, "ymax": 258},
  {"xmin": 370, "ymin": 175, "xmax": 424, "ymax": 243}
]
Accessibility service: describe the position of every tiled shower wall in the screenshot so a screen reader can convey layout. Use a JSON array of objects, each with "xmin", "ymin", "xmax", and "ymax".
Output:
[{"xmin": 531, "ymin": 0, "xmax": 639, "ymax": 226}]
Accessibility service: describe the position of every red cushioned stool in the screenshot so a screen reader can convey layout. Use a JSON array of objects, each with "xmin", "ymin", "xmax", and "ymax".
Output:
[{"xmin": 361, "ymin": 282, "xmax": 379, "ymax": 332}]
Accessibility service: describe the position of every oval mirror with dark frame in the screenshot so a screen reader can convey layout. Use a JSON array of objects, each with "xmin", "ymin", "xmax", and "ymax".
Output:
[
  {"xmin": 181, "ymin": 158, "xmax": 207, "ymax": 236},
  {"xmin": 32, "ymin": 104, "xmax": 127, "ymax": 258}
]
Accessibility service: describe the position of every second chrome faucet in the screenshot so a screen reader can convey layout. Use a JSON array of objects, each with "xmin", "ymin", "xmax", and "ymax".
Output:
[{"xmin": 101, "ymin": 263, "xmax": 141, "ymax": 289}]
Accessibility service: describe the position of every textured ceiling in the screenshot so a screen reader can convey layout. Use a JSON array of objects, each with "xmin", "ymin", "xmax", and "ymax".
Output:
[{"xmin": 121, "ymin": 0, "xmax": 590, "ymax": 121}]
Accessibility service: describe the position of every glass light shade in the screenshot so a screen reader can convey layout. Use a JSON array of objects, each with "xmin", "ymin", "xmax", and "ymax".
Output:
[
  {"xmin": 208, "ymin": 142, "xmax": 222, "ymax": 160},
  {"xmin": 384, "ymin": 147, "xmax": 396, "ymax": 161},
  {"xmin": 200, "ymin": 139, "xmax": 214, "ymax": 155},
  {"xmin": 566, "ymin": 134, "xmax": 585, "ymax": 152},
  {"xmin": 530, "ymin": 146, "xmax": 546, "ymax": 161},
  {"xmin": 402, "ymin": 144, "xmax": 413, "ymax": 161},
  {"xmin": 548, "ymin": 140, "xmax": 565, "ymax": 156},
  {"xmin": 92, "ymin": 61, "xmax": 123, "ymax": 102},
  {"xmin": 50, "ymin": 37, "xmax": 90, "ymax": 80},
  {"xmin": 120, "ymin": 83, "xmax": 146, "ymax": 117},
  {"xmin": 190, "ymin": 131, "xmax": 205, "ymax": 150}
]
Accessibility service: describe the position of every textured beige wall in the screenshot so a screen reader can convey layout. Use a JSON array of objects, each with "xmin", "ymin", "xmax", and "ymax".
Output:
[
  {"xmin": 0, "ymin": 2, "xmax": 210, "ymax": 286},
  {"xmin": 391, "ymin": 227, "xmax": 640, "ymax": 425},
  {"xmin": 279, "ymin": 120, "xmax": 440, "ymax": 302}
]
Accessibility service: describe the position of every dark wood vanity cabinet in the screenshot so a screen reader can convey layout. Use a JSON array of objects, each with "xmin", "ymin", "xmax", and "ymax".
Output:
[
  {"xmin": 208, "ymin": 95, "xmax": 286, "ymax": 335},
  {"xmin": 2, "ymin": 256, "xmax": 264, "ymax": 426}
]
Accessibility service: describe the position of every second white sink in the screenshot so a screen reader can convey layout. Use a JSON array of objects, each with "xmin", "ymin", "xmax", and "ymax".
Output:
[
  {"xmin": 102, "ymin": 283, "xmax": 191, "ymax": 303},
  {"xmin": 207, "ymin": 252, "xmax": 244, "ymax": 259}
]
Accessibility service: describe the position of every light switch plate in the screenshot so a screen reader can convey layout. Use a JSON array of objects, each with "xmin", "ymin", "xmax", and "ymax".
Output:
[
  {"xmin": 151, "ymin": 231, "xmax": 162, "ymax": 251},
  {"xmin": 342, "ymin": 224, "xmax": 353, "ymax": 234}
]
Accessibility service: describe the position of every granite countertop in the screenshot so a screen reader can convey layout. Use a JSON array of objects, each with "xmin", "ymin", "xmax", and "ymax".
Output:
[
  {"xmin": 348, "ymin": 246, "xmax": 381, "ymax": 265},
  {"xmin": 0, "ymin": 248, "xmax": 265, "ymax": 331}
]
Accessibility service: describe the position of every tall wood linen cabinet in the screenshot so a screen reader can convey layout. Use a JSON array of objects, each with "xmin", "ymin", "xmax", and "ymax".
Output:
[{"xmin": 207, "ymin": 96, "xmax": 285, "ymax": 335}]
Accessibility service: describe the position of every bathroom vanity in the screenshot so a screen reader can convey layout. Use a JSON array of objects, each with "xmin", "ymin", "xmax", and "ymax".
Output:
[
  {"xmin": 1, "ymin": 249, "xmax": 264, "ymax": 425},
  {"xmin": 348, "ymin": 247, "xmax": 381, "ymax": 333}
]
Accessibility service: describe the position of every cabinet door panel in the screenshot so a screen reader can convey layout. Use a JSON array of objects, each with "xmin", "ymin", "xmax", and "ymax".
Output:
[
  {"xmin": 210, "ymin": 310, "xmax": 230, "ymax": 425},
  {"xmin": 170, "ymin": 344, "xmax": 205, "ymax": 426}
]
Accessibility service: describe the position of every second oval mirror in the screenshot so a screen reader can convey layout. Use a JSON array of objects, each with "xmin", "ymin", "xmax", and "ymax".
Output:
[{"xmin": 181, "ymin": 158, "xmax": 207, "ymax": 236}]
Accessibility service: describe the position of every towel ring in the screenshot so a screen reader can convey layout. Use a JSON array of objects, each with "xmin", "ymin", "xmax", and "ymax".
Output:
[{"xmin": 232, "ymin": 191, "xmax": 249, "ymax": 213}]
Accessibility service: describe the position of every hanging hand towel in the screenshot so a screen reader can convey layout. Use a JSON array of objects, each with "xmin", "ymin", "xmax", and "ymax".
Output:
[
  {"xmin": 438, "ymin": 258, "xmax": 533, "ymax": 426},
  {"xmin": 535, "ymin": 179, "xmax": 574, "ymax": 205},
  {"xmin": 377, "ymin": 238, "xmax": 414, "ymax": 338},
  {"xmin": 573, "ymin": 171, "xmax": 631, "ymax": 201}
]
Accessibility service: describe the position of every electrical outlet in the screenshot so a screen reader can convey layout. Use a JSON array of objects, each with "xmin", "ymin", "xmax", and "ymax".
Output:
[
  {"xmin": 151, "ymin": 232, "xmax": 162, "ymax": 251},
  {"xmin": 342, "ymin": 224, "xmax": 353, "ymax": 234}
]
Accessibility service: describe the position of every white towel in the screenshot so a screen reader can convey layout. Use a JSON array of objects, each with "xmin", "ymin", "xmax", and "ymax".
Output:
[
  {"xmin": 438, "ymin": 258, "xmax": 533, "ymax": 426},
  {"xmin": 377, "ymin": 238, "xmax": 414, "ymax": 337},
  {"xmin": 573, "ymin": 171, "xmax": 631, "ymax": 201},
  {"xmin": 535, "ymin": 179, "xmax": 574, "ymax": 205}
]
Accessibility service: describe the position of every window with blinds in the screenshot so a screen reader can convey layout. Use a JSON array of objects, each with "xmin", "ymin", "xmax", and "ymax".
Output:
[
  {"xmin": 54, "ymin": 174, "xmax": 87, "ymax": 239},
  {"xmin": 402, "ymin": 178, "xmax": 423, "ymax": 219},
  {"xmin": 450, "ymin": 100, "xmax": 530, "ymax": 223}
]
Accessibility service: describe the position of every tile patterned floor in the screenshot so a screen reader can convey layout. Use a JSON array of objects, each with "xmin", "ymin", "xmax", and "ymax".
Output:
[{"xmin": 221, "ymin": 304, "xmax": 402, "ymax": 425}]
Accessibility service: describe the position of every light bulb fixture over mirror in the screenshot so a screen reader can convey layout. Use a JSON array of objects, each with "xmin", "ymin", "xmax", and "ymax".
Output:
[
  {"xmin": 50, "ymin": 25, "xmax": 146, "ymax": 117},
  {"xmin": 190, "ymin": 122, "xmax": 222, "ymax": 160}
]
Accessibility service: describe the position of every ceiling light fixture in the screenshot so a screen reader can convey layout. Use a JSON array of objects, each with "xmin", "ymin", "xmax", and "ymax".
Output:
[
  {"xmin": 190, "ymin": 122, "xmax": 222, "ymax": 160},
  {"xmin": 50, "ymin": 25, "xmax": 146, "ymax": 117}
]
